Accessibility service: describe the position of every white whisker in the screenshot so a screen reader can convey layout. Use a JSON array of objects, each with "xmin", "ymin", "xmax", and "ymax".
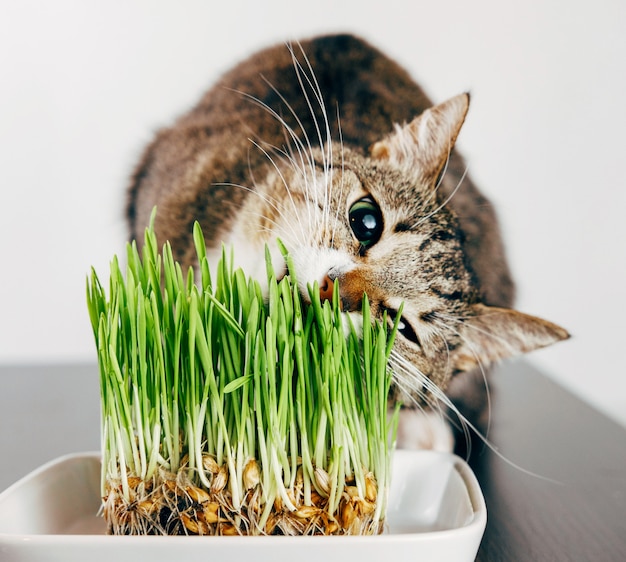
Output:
[
  {"xmin": 247, "ymin": 139, "xmax": 309, "ymax": 246},
  {"xmin": 227, "ymin": 85, "xmax": 317, "ymax": 238},
  {"xmin": 414, "ymin": 165, "xmax": 469, "ymax": 229},
  {"xmin": 256, "ymin": 76, "xmax": 319, "ymax": 209},
  {"xmin": 329, "ymin": 102, "xmax": 345, "ymax": 249},
  {"xmin": 388, "ymin": 347, "xmax": 558, "ymax": 480},
  {"xmin": 287, "ymin": 42, "xmax": 336, "ymax": 238},
  {"xmin": 212, "ymin": 180, "xmax": 303, "ymax": 247},
  {"xmin": 437, "ymin": 310, "xmax": 520, "ymax": 356},
  {"xmin": 428, "ymin": 313, "xmax": 497, "ymax": 446}
]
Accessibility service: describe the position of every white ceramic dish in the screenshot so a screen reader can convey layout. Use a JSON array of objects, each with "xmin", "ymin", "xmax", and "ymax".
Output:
[{"xmin": 0, "ymin": 450, "xmax": 485, "ymax": 562}]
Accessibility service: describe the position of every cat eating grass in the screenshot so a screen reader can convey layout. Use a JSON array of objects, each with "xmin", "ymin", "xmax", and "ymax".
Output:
[{"xmin": 126, "ymin": 33, "xmax": 568, "ymax": 453}]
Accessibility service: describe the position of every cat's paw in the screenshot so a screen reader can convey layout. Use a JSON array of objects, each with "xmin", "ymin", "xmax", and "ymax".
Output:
[{"xmin": 395, "ymin": 409, "xmax": 454, "ymax": 452}]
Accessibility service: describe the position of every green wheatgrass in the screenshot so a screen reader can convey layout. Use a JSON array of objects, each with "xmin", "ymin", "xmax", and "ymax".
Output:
[{"xmin": 86, "ymin": 213, "xmax": 401, "ymax": 536}]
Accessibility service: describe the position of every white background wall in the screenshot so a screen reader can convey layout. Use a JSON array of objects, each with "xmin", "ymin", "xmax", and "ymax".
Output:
[{"xmin": 1, "ymin": 0, "xmax": 624, "ymax": 425}]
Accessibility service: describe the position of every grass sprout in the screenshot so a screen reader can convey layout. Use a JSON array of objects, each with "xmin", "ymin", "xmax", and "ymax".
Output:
[{"xmin": 86, "ymin": 213, "xmax": 400, "ymax": 536}]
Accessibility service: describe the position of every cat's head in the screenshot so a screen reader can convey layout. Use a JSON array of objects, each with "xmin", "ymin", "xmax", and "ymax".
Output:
[{"xmin": 236, "ymin": 93, "xmax": 569, "ymax": 406}]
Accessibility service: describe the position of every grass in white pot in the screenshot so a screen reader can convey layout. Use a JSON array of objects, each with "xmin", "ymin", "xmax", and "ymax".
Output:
[{"xmin": 86, "ymin": 215, "xmax": 400, "ymax": 536}]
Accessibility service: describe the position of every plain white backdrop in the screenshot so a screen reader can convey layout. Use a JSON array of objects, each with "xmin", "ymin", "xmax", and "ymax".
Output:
[{"xmin": 1, "ymin": 0, "xmax": 625, "ymax": 425}]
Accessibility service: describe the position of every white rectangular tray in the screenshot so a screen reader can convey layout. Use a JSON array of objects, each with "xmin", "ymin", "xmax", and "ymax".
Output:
[{"xmin": 0, "ymin": 450, "xmax": 486, "ymax": 562}]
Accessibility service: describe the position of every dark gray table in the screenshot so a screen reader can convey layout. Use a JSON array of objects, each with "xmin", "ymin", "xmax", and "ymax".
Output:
[
  {"xmin": 1, "ymin": 361, "xmax": 625, "ymax": 560},
  {"xmin": 0, "ymin": 363, "xmax": 100, "ymax": 492}
]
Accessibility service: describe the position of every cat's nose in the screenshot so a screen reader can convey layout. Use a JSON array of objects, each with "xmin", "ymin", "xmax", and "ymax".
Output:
[{"xmin": 320, "ymin": 274, "xmax": 334, "ymax": 302}]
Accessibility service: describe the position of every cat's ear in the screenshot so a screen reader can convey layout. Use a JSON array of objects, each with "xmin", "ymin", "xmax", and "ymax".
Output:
[
  {"xmin": 451, "ymin": 304, "xmax": 570, "ymax": 373},
  {"xmin": 370, "ymin": 93, "xmax": 470, "ymax": 185}
]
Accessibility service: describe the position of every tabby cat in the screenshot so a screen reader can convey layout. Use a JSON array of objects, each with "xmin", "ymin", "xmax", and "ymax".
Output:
[{"xmin": 127, "ymin": 34, "xmax": 568, "ymax": 452}]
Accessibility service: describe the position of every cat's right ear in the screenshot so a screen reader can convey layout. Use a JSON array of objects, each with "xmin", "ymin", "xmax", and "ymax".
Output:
[{"xmin": 370, "ymin": 93, "xmax": 470, "ymax": 186}]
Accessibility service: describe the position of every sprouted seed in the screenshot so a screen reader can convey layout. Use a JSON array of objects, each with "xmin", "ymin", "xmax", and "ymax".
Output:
[{"xmin": 86, "ymin": 211, "xmax": 401, "ymax": 536}]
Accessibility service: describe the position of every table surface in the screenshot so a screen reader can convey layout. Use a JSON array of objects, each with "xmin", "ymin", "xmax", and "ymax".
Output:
[{"xmin": 1, "ymin": 361, "xmax": 625, "ymax": 561}]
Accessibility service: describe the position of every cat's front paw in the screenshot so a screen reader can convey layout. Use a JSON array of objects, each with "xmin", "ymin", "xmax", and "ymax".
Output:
[{"xmin": 396, "ymin": 408, "xmax": 454, "ymax": 452}]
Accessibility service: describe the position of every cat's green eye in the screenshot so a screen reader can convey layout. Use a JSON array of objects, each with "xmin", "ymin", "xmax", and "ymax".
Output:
[{"xmin": 348, "ymin": 197, "xmax": 383, "ymax": 248}]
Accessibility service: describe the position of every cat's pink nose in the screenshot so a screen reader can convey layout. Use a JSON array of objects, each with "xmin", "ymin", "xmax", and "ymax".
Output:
[{"xmin": 320, "ymin": 274, "xmax": 334, "ymax": 302}]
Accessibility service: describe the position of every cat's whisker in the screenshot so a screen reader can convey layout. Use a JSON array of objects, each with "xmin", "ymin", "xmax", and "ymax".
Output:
[
  {"xmin": 328, "ymin": 104, "xmax": 346, "ymax": 250},
  {"xmin": 206, "ymin": 180, "xmax": 304, "ymax": 250},
  {"xmin": 244, "ymin": 142, "xmax": 307, "ymax": 243},
  {"xmin": 428, "ymin": 313, "xmax": 492, "ymax": 379},
  {"xmin": 212, "ymin": 179, "xmax": 305, "ymax": 248},
  {"xmin": 388, "ymin": 359, "xmax": 431, "ymax": 404},
  {"xmin": 262, "ymin": 100, "xmax": 318, "ymax": 228},
  {"xmin": 436, "ymin": 310, "xmax": 522, "ymax": 356},
  {"xmin": 435, "ymin": 143, "xmax": 454, "ymax": 191},
  {"xmin": 421, "ymin": 142, "xmax": 456, "ymax": 212},
  {"xmin": 432, "ymin": 308, "xmax": 560, "ymax": 449},
  {"xmin": 389, "ymin": 348, "xmax": 476, "ymax": 456},
  {"xmin": 255, "ymin": 143, "xmax": 314, "ymax": 246},
  {"xmin": 257, "ymin": 74, "xmax": 318, "ymax": 170},
  {"xmin": 385, "ymin": 352, "xmax": 433, "ymax": 412},
  {"xmin": 390, "ymin": 345, "xmax": 561, "ymax": 480},
  {"xmin": 244, "ymin": 44, "xmax": 339, "ymax": 256},
  {"xmin": 246, "ymin": 212, "xmax": 295, "ymax": 242},
  {"xmin": 388, "ymin": 350, "xmax": 473, "ymax": 447},
  {"xmin": 230, "ymin": 86, "xmax": 317, "ymax": 242},
  {"xmin": 427, "ymin": 313, "xmax": 494, "ymax": 442},
  {"xmin": 247, "ymin": 140, "xmax": 311, "ymax": 247},
  {"xmin": 413, "ymin": 164, "xmax": 469, "ymax": 229},
  {"xmin": 409, "ymin": 142, "xmax": 454, "ymax": 215},
  {"xmin": 212, "ymin": 181, "xmax": 279, "ymax": 211},
  {"xmin": 252, "ymin": 76, "xmax": 321, "ymax": 233},
  {"xmin": 388, "ymin": 350, "xmax": 443, "ymax": 407},
  {"xmin": 389, "ymin": 349, "xmax": 446, "ymax": 404},
  {"xmin": 287, "ymin": 42, "xmax": 336, "ymax": 240},
  {"xmin": 288, "ymin": 43, "xmax": 333, "ymax": 172}
]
